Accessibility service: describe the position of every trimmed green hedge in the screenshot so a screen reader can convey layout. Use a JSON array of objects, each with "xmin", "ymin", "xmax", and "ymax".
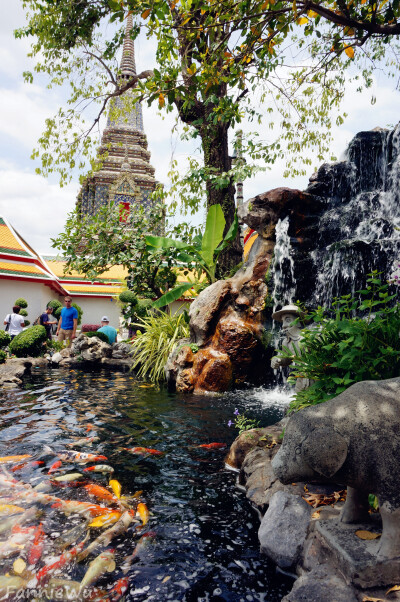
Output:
[
  {"xmin": 85, "ymin": 331, "xmax": 110, "ymax": 344},
  {"xmin": 9, "ymin": 325, "xmax": 47, "ymax": 358},
  {"xmin": 19, "ymin": 309, "xmax": 28, "ymax": 317},
  {"xmin": 0, "ymin": 350, "xmax": 7, "ymax": 364},
  {"xmin": 14, "ymin": 298, "xmax": 28, "ymax": 309},
  {"xmin": 47, "ymin": 299, "xmax": 62, "ymax": 311},
  {"xmin": 0, "ymin": 331, "xmax": 11, "ymax": 348},
  {"xmin": 119, "ymin": 291, "xmax": 138, "ymax": 306}
]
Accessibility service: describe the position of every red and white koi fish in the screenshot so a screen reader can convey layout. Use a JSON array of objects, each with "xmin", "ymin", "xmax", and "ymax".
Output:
[
  {"xmin": 84, "ymin": 465, "xmax": 114, "ymax": 474},
  {"xmin": 44, "ymin": 445, "xmax": 107, "ymax": 464},
  {"xmin": 194, "ymin": 442, "xmax": 227, "ymax": 450},
  {"xmin": 27, "ymin": 522, "xmax": 45, "ymax": 566},
  {"xmin": 51, "ymin": 499, "xmax": 116, "ymax": 519},
  {"xmin": 0, "ymin": 524, "xmax": 35, "ymax": 560},
  {"xmin": 36, "ymin": 534, "xmax": 88, "ymax": 585},
  {"xmin": 126, "ymin": 447, "xmax": 164, "ymax": 457},
  {"xmin": 108, "ymin": 577, "xmax": 129, "ymax": 601}
]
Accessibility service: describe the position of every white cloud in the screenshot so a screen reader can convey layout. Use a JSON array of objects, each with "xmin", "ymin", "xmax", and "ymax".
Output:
[{"xmin": 0, "ymin": 166, "xmax": 78, "ymax": 254}]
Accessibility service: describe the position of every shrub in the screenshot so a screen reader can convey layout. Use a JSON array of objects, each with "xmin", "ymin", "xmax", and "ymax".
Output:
[
  {"xmin": 285, "ymin": 273, "xmax": 400, "ymax": 412},
  {"xmin": 14, "ymin": 298, "xmax": 28, "ymax": 309},
  {"xmin": 47, "ymin": 340, "xmax": 64, "ymax": 352},
  {"xmin": 19, "ymin": 309, "xmax": 28, "ymax": 317},
  {"xmin": 130, "ymin": 310, "xmax": 190, "ymax": 382},
  {"xmin": 81, "ymin": 324, "xmax": 101, "ymax": 332},
  {"xmin": 47, "ymin": 299, "xmax": 62, "ymax": 311},
  {"xmin": 9, "ymin": 325, "xmax": 47, "ymax": 358},
  {"xmin": 72, "ymin": 302, "xmax": 83, "ymax": 325},
  {"xmin": 0, "ymin": 350, "xmax": 6, "ymax": 364},
  {"xmin": 0, "ymin": 331, "xmax": 11, "ymax": 348},
  {"xmin": 85, "ymin": 331, "xmax": 110, "ymax": 344},
  {"xmin": 24, "ymin": 320, "xmax": 31, "ymax": 327},
  {"xmin": 53, "ymin": 307, "xmax": 62, "ymax": 320},
  {"xmin": 119, "ymin": 290, "xmax": 138, "ymax": 306}
]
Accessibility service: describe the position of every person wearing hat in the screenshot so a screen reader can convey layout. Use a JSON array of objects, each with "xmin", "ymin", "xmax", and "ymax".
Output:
[
  {"xmin": 97, "ymin": 316, "xmax": 117, "ymax": 344},
  {"xmin": 271, "ymin": 304, "xmax": 311, "ymax": 392}
]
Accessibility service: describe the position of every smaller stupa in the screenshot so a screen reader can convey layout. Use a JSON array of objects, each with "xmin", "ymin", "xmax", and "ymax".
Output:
[{"xmin": 78, "ymin": 13, "xmax": 157, "ymax": 217}]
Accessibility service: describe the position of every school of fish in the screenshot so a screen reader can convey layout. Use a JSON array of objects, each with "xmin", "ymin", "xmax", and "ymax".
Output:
[
  {"xmin": 0, "ymin": 437, "xmax": 153, "ymax": 601},
  {"xmin": 0, "ymin": 433, "xmax": 226, "ymax": 600}
]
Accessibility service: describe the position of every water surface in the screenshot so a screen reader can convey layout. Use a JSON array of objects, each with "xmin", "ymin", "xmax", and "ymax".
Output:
[{"xmin": 0, "ymin": 368, "xmax": 293, "ymax": 601}]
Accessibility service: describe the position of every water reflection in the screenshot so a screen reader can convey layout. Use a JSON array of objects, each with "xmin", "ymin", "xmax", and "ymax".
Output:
[{"xmin": 0, "ymin": 369, "xmax": 293, "ymax": 601}]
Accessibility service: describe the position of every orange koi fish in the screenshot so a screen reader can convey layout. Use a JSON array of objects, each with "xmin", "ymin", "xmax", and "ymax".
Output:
[
  {"xmin": 28, "ymin": 522, "xmax": 45, "ymax": 565},
  {"xmin": 108, "ymin": 577, "xmax": 129, "ymax": 601},
  {"xmin": 126, "ymin": 447, "xmax": 164, "ymax": 457},
  {"xmin": 48, "ymin": 460, "xmax": 62, "ymax": 474},
  {"xmin": 83, "ymin": 484, "xmax": 118, "ymax": 504},
  {"xmin": 0, "ymin": 454, "xmax": 31, "ymax": 465},
  {"xmin": 10, "ymin": 461, "xmax": 44, "ymax": 473},
  {"xmin": 195, "ymin": 443, "xmax": 227, "ymax": 450},
  {"xmin": 137, "ymin": 502, "xmax": 149, "ymax": 526},
  {"xmin": 36, "ymin": 535, "xmax": 88, "ymax": 584}
]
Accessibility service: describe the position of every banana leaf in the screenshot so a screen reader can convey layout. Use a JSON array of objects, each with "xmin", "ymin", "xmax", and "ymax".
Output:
[
  {"xmin": 200, "ymin": 204, "xmax": 225, "ymax": 268},
  {"xmin": 215, "ymin": 212, "xmax": 239, "ymax": 254},
  {"xmin": 152, "ymin": 283, "xmax": 194, "ymax": 308},
  {"xmin": 146, "ymin": 235, "xmax": 189, "ymax": 250}
]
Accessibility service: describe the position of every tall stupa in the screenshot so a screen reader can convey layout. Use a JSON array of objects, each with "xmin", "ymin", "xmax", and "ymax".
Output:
[{"xmin": 78, "ymin": 13, "xmax": 157, "ymax": 217}]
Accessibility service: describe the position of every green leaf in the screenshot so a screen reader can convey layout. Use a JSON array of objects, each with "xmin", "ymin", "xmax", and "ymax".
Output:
[
  {"xmin": 152, "ymin": 283, "xmax": 194, "ymax": 308},
  {"xmin": 146, "ymin": 235, "xmax": 189, "ymax": 250},
  {"xmin": 215, "ymin": 212, "xmax": 239, "ymax": 254},
  {"xmin": 200, "ymin": 204, "xmax": 225, "ymax": 268}
]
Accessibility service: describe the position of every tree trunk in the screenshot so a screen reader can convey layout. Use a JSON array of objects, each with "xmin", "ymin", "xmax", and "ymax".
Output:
[{"xmin": 201, "ymin": 122, "xmax": 242, "ymax": 275}]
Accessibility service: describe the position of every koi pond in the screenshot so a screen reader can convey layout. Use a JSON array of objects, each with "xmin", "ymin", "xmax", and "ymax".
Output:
[{"xmin": 0, "ymin": 368, "xmax": 294, "ymax": 601}]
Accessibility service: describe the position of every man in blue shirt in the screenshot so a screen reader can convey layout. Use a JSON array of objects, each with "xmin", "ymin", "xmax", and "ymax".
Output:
[
  {"xmin": 97, "ymin": 316, "xmax": 117, "ymax": 344},
  {"xmin": 56, "ymin": 297, "xmax": 78, "ymax": 348}
]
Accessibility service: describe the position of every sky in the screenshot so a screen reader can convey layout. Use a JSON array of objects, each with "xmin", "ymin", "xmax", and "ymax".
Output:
[{"xmin": 0, "ymin": 2, "xmax": 399, "ymax": 254}]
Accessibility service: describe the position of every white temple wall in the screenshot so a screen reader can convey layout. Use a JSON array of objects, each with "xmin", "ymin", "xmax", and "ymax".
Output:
[
  {"xmin": 73, "ymin": 296, "xmax": 121, "ymax": 329},
  {"xmin": 0, "ymin": 280, "xmax": 59, "ymax": 325}
]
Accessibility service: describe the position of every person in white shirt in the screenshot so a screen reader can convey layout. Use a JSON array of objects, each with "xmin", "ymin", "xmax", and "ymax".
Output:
[{"xmin": 4, "ymin": 305, "xmax": 25, "ymax": 340}]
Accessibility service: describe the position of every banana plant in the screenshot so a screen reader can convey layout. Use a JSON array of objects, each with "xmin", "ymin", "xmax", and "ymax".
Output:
[{"xmin": 146, "ymin": 204, "xmax": 238, "ymax": 308}]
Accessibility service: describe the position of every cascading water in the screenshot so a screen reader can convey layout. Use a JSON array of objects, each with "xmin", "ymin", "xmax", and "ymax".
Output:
[
  {"xmin": 271, "ymin": 216, "xmax": 297, "ymax": 311},
  {"xmin": 303, "ymin": 122, "xmax": 400, "ymax": 307}
]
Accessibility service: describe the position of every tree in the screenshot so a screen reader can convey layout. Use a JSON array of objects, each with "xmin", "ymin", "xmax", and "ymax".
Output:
[
  {"xmin": 51, "ymin": 200, "xmax": 197, "ymax": 299},
  {"xmin": 18, "ymin": 0, "xmax": 400, "ymax": 270}
]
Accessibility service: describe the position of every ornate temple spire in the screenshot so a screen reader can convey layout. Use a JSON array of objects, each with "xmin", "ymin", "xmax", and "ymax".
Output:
[{"xmin": 120, "ymin": 13, "xmax": 137, "ymax": 78}]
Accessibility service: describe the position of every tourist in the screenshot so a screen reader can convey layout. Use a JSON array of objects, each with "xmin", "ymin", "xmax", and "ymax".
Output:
[
  {"xmin": 3, "ymin": 305, "xmax": 25, "ymax": 340},
  {"xmin": 97, "ymin": 316, "xmax": 117, "ymax": 344},
  {"xmin": 39, "ymin": 307, "xmax": 58, "ymax": 340},
  {"xmin": 56, "ymin": 297, "xmax": 78, "ymax": 348}
]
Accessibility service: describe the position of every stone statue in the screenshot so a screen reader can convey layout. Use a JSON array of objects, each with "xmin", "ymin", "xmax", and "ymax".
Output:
[
  {"xmin": 270, "ymin": 304, "xmax": 310, "ymax": 392},
  {"xmin": 271, "ymin": 377, "xmax": 400, "ymax": 560}
]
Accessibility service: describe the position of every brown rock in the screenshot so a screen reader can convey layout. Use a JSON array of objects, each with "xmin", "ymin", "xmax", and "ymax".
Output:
[
  {"xmin": 225, "ymin": 424, "xmax": 284, "ymax": 469},
  {"xmin": 194, "ymin": 350, "xmax": 232, "ymax": 393},
  {"xmin": 189, "ymin": 280, "xmax": 231, "ymax": 346}
]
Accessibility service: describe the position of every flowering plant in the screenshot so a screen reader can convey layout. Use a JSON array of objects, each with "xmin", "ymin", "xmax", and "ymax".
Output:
[{"xmin": 228, "ymin": 408, "xmax": 260, "ymax": 434}]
